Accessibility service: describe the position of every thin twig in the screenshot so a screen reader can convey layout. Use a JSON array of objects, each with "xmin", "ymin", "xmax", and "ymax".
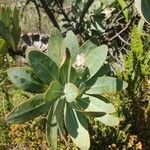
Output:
[
  {"xmin": 40, "ymin": 0, "xmax": 60, "ymax": 30},
  {"xmin": 21, "ymin": 0, "xmax": 31, "ymax": 18},
  {"xmin": 33, "ymin": 0, "xmax": 42, "ymax": 32},
  {"xmin": 108, "ymin": 19, "xmax": 131, "ymax": 41},
  {"xmin": 76, "ymin": 0, "xmax": 94, "ymax": 32},
  {"xmin": 109, "ymin": 0, "xmax": 134, "ymax": 29},
  {"xmin": 117, "ymin": 34, "xmax": 130, "ymax": 46},
  {"xmin": 55, "ymin": 0, "xmax": 71, "ymax": 23}
]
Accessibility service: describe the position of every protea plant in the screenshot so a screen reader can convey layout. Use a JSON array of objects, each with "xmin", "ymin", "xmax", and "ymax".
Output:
[{"xmin": 6, "ymin": 28, "xmax": 127, "ymax": 150}]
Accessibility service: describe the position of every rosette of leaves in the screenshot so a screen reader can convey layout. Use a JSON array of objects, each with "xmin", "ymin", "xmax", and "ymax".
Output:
[{"xmin": 6, "ymin": 28, "xmax": 127, "ymax": 150}]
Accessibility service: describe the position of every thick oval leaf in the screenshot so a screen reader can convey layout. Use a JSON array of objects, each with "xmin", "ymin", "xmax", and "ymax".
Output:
[
  {"xmin": 80, "ymin": 40, "xmax": 97, "ymax": 55},
  {"xmin": 46, "ymin": 106, "xmax": 58, "ymax": 150},
  {"xmin": 86, "ymin": 77, "xmax": 128, "ymax": 94},
  {"xmin": 65, "ymin": 103, "xmax": 90, "ymax": 150},
  {"xmin": 65, "ymin": 103, "xmax": 78, "ymax": 138},
  {"xmin": 64, "ymin": 83, "xmax": 79, "ymax": 103},
  {"xmin": 45, "ymin": 80, "xmax": 63, "ymax": 102},
  {"xmin": 27, "ymin": 50, "xmax": 58, "ymax": 84},
  {"xmin": 55, "ymin": 99, "xmax": 66, "ymax": 136},
  {"xmin": 85, "ymin": 64, "xmax": 111, "ymax": 86},
  {"xmin": 5, "ymin": 94, "xmax": 50, "ymax": 123},
  {"xmin": 73, "ymin": 111, "xmax": 90, "ymax": 150},
  {"xmin": 48, "ymin": 28, "xmax": 65, "ymax": 66},
  {"xmin": 75, "ymin": 95, "xmax": 116, "ymax": 114},
  {"xmin": 64, "ymin": 31, "xmax": 80, "ymax": 61},
  {"xmin": 85, "ymin": 45, "xmax": 108, "ymax": 79},
  {"xmin": 135, "ymin": 0, "xmax": 150, "ymax": 24},
  {"xmin": 7, "ymin": 67, "xmax": 44, "ymax": 93},
  {"xmin": 95, "ymin": 114, "xmax": 119, "ymax": 126}
]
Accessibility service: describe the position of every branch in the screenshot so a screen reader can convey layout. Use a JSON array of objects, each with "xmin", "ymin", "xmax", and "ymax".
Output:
[
  {"xmin": 40, "ymin": 0, "xmax": 60, "ymax": 30},
  {"xmin": 33, "ymin": 0, "xmax": 42, "ymax": 32},
  {"xmin": 108, "ymin": 0, "xmax": 134, "ymax": 29},
  {"xmin": 79, "ymin": 0, "xmax": 94, "ymax": 25},
  {"xmin": 108, "ymin": 19, "xmax": 132, "ymax": 41},
  {"xmin": 55, "ymin": 0, "xmax": 71, "ymax": 23},
  {"xmin": 76, "ymin": 0, "xmax": 94, "ymax": 32}
]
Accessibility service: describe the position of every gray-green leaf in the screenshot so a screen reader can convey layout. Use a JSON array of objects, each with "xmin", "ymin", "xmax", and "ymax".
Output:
[
  {"xmin": 76, "ymin": 95, "xmax": 116, "ymax": 114},
  {"xmin": 135, "ymin": 0, "xmax": 150, "ymax": 24},
  {"xmin": 48, "ymin": 28, "xmax": 65, "ymax": 66},
  {"xmin": 95, "ymin": 114, "xmax": 119, "ymax": 126},
  {"xmin": 80, "ymin": 40, "xmax": 97, "ymax": 55},
  {"xmin": 65, "ymin": 103, "xmax": 78, "ymax": 138},
  {"xmin": 65, "ymin": 104, "xmax": 90, "ymax": 150},
  {"xmin": 55, "ymin": 99, "xmax": 66, "ymax": 136},
  {"xmin": 46, "ymin": 106, "xmax": 58, "ymax": 150},
  {"xmin": 45, "ymin": 80, "xmax": 63, "ymax": 102},
  {"xmin": 5, "ymin": 94, "xmax": 50, "ymax": 123},
  {"xmin": 86, "ymin": 77, "xmax": 128, "ymax": 94},
  {"xmin": 7, "ymin": 67, "xmax": 44, "ymax": 93},
  {"xmin": 27, "ymin": 50, "xmax": 58, "ymax": 84},
  {"xmin": 64, "ymin": 31, "xmax": 80, "ymax": 61},
  {"xmin": 85, "ymin": 45, "xmax": 108, "ymax": 79},
  {"xmin": 64, "ymin": 83, "xmax": 79, "ymax": 103}
]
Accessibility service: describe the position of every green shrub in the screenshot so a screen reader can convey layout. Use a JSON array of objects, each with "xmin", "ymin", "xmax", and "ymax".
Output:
[{"xmin": 0, "ymin": 5, "xmax": 21, "ymax": 52}]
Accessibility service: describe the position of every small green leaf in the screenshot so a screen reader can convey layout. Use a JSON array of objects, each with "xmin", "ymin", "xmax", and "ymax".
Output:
[
  {"xmin": 0, "ymin": 38, "xmax": 8, "ymax": 54},
  {"xmin": 118, "ymin": 0, "xmax": 129, "ymax": 21},
  {"xmin": 144, "ymin": 50, "xmax": 150, "ymax": 65},
  {"xmin": 75, "ymin": 95, "xmax": 116, "ymax": 114},
  {"xmin": 64, "ymin": 83, "xmax": 79, "ymax": 103},
  {"xmin": 85, "ymin": 45, "xmax": 108, "ymax": 79},
  {"xmin": 45, "ymin": 80, "xmax": 63, "ymax": 102},
  {"xmin": 46, "ymin": 106, "xmax": 58, "ymax": 150},
  {"xmin": 7, "ymin": 67, "xmax": 44, "ymax": 93},
  {"xmin": 64, "ymin": 31, "xmax": 80, "ymax": 61},
  {"xmin": 27, "ymin": 50, "xmax": 58, "ymax": 84},
  {"xmin": 5, "ymin": 94, "xmax": 50, "ymax": 123},
  {"xmin": 70, "ymin": 66, "xmax": 79, "ymax": 84},
  {"xmin": 96, "ymin": 114, "xmax": 119, "ymax": 126},
  {"xmin": 86, "ymin": 77, "xmax": 128, "ymax": 94},
  {"xmin": 48, "ymin": 28, "xmax": 65, "ymax": 66}
]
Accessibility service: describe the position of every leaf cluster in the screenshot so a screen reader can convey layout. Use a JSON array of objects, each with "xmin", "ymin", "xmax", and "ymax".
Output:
[{"xmin": 6, "ymin": 28, "xmax": 127, "ymax": 149}]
